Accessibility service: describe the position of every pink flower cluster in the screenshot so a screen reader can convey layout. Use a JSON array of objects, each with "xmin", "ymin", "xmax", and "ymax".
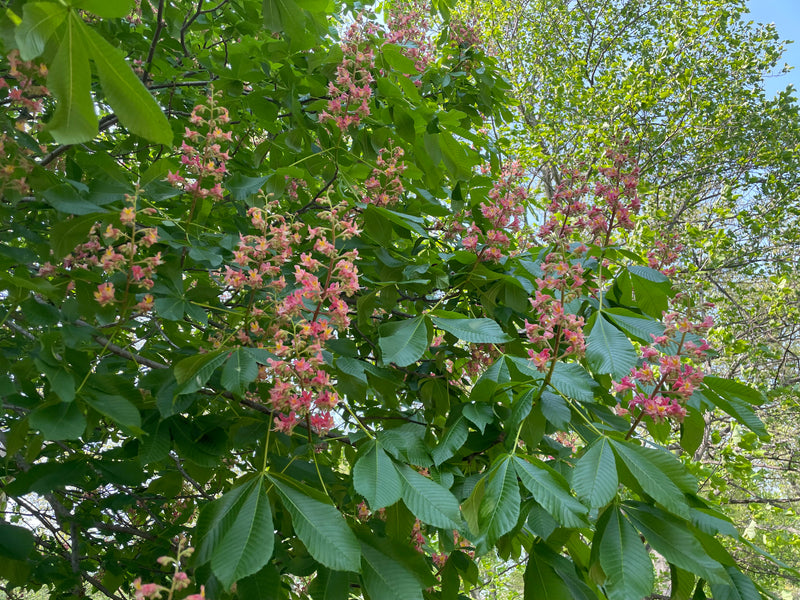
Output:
[
  {"xmin": 385, "ymin": 0, "xmax": 435, "ymax": 73},
  {"xmin": 525, "ymin": 253, "xmax": 587, "ymax": 370},
  {"xmin": 612, "ymin": 311, "xmax": 713, "ymax": 423},
  {"xmin": 362, "ymin": 142, "xmax": 407, "ymax": 206},
  {"xmin": 538, "ymin": 149, "xmax": 641, "ymax": 246},
  {"xmin": 319, "ymin": 19, "xmax": 376, "ymax": 131},
  {"xmin": 219, "ymin": 198, "xmax": 361, "ymax": 436},
  {"xmin": 166, "ymin": 90, "xmax": 231, "ymax": 200},
  {"xmin": 647, "ymin": 235, "xmax": 684, "ymax": 277},
  {"xmin": 1, "ymin": 50, "xmax": 49, "ymax": 117},
  {"xmin": 442, "ymin": 161, "xmax": 527, "ymax": 261},
  {"xmin": 133, "ymin": 539, "xmax": 204, "ymax": 599},
  {"xmin": 446, "ymin": 15, "xmax": 482, "ymax": 50},
  {"xmin": 0, "ymin": 51, "xmax": 50, "ymax": 196},
  {"xmin": 57, "ymin": 198, "xmax": 163, "ymax": 310}
]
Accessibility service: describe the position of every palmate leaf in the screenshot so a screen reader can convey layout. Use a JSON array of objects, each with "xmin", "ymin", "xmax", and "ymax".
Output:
[
  {"xmin": 610, "ymin": 439, "xmax": 691, "ymax": 518},
  {"xmin": 396, "ymin": 463, "xmax": 461, "ymax": 530},
  {"xmin": 513, "ymin": 456, "xmax": 588, "ymax": 528},
  {"xmin": 379, "ymin": 316, "xmax": 430, "ymax": 367},
  {"xmin": 194, "ymin": 475, "xmax": 275, "ymax": 589},
  {"xmin": 353, "ymin": 441, "xmax": 403, "ymax": 510},
  {"xmin": 476, "ymin": 454, "xmax": 520, "ymax": 545},
  {"xmin": 572, "ymin": 437, "xmax": 618, "ymax": 509},
  {"xmin": 596, "ymin": 506, "xmax": 654, "ymax": 600},
  {"xmin": 585, "ymin": 313, "xmax": 638, "ymax": 379},
  {"xmin": 269, "ymin": 473, "xmax": 361, "ymax": 572},
  {"xmin": 430, "ymin": 316, "xmax": 513, "ymax": 344}
]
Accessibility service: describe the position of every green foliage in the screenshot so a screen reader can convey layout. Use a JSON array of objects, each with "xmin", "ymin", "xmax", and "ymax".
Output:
[{"xmin": 0, "ymin": 0, "xmax": 792, "ymax": 599}]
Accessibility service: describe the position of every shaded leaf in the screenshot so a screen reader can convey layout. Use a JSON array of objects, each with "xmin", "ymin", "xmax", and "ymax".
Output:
[
  {"xmin": 195, "ymin": 475, "xmax": 275, "ymax": 588},
  {"xmin": 82, "ymin": 25, "xmax": 172, "ymax": 145},
  {"xmin": 430, "ymin": 316, "xmax": 513, "ymax": 344},
  {"xmin": 360, "ymin": 540, "xmax": 424, "ymax": 600},
  {"xmin": 396, "ymin": 463, "xmax": 461, "ymax": 529},
  {"xmin": 573, "ymin": 437, "xmax": 618, "ymax": 509},
  {"xmin": 596, "ymin": 506, "xmax": 654, "ymax": 600},
  {"xmin": 513, "ymin": 456, "xmax": 588, "ymax": 527},
  {"xmin": 379, "ymin": 316, "xmax": 429, "ymax": 367},
  {"xmin": 477, "ymin": 454, "xmax": 520, "ymax": 545},
  {"xmin": 585, "ymin": 313, "xmax": 637, "ymax": 379},
  {"xmin": 353, "ymin": 441, "xmax": 403, "ymax": 510},
  {"xmin": 269, "ymin": 473, "xmax": 361, "ymax": 572}
]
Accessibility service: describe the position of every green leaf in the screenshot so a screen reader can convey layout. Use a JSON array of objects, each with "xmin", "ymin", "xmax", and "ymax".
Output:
[
  {"xmin": 524, "ymin": 544, "xmax": 573, "ymax": 600},
  {"xmin": 269, "ymin": 473, "xmax": 361, "ymax": 572},
  {"xmin": 353, "ymin": 441, "xmax": 403, "ymax": 510},
  {"xmin": 477, "ymin": 455, "xmax": 520, "ymax": 545},
  {"xmin": 85, "ymin": 393, "xmax": 142, "ymax": 432},
  {"xmin": 70, "ymin": 0, "xmax": 133, "ymax": 18},
  {"xmin": 309, "ymin": 568, "xmax": 349, "ymax": 600},
  {"xmin": 629, "ymin": 268, "xmax": 672, "ymax": 319},
  {"xmin": 540, "ymin": 391, "xmax": 570, "ymax": 429},
  {"xmin": 431, "ymin": 413, "xmax": 469, "ymax": 465},
  {"xmin": 604, "ymin": 308, "xmax": 666, "ymax": 344},
  {"xmin": 379, "ymin": 316, "xmax": 430, "ymax": 367},
  {"xmin": 47, "ymin": 13, "xmax": 97, "ymax": 143},
  {"xmin": 471, "ymin": 355, "xmax": 514, "ymax": 404},
  {"xmin": 710, "ymin": 567, "xmax": 760, "ymax": 600},
  {"xmin": 596, "ymin": 506, "xmax": 654, "ymax": 600},
  {"xmin": 195, "ymin": 475, "xmax": 275, "ymax": 588},
  {"xmin": 174, "ymin": 349, "xmax": 228, "ymax": 394},
  {"xmin": 513, "ymin": 456, "xmax": 588, "ymax": 528},
  {"xmin": 462, "ymin": 402, "xmax": 495, "ymax": 433},
  {"xmin": 623, "ymin": 502, "xmax": 728, "ymax": 584},
  {"xmin": 43, "ymin": 184, "xmax": 107, "ymax": 215},
  {"xmin": 15, "ymin": 2, "xmax": 66, "ymax": 60},
  {"xmin": 628, "ymin": 265, "xmax": 670, "ymax": 283},
  {"xmin": 610, "ymin": 439, "xmax": 690, "ymax": 518},
  {"xmin": 382, "ymin": 43, "xmax": 422, "ymax": 75},
  {"xmin": 573, "ymin": 437, "xmax": 618, "ymax": 509},
  {"xmin": 81, "ymin": 26, "xmax": 172, "ymax": 145},
  {"xmin": 360, "ymin": 541, "xmax": 424, "ymax": 600},
  {"xmin": 585, "ymin": 313, "xmax": 638, "ymax": 379},
  {"xmin": 396, "ymin": 463, "xmax": 461, "ymax": 529},
  {"xmin": 702, "ymin": 377, "xmax": 768, "ymax": 439},
  {"xmin": 50, "ymin": 214, "xmax": 98, "ymax": 258},
  {"xmin": 430, "ymin": 316, "xmax": 513, "ymax": 344},
  {"xmin": 0, "ymin": 521, "xmax": 35, "ymax": 561},
  {"xmin": 549, "ymin": 362, "xmax": 598, "ymax": 402},
  {"xmin": 238, "ymin": 563, "xmax": 283, "ymax": 599},
  {"xmin": 226, "ymin": 173, "xmax": 269, "ymax": 201},
  {"xmin": 29, "ymin": 400, "xmax": 85, "ymax": 440},
  {"xmin": 221, "ymin": 348, "xmax": 259, "ymax": 396}
]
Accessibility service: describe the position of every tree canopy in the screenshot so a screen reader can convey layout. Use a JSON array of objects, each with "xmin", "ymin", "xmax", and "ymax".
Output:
[{"xmin": 0, "ymin": 0, "xmax": 795, "ymax": 599}]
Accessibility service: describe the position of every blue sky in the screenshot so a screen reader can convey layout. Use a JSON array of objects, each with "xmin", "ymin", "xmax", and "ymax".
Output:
[{"xmin": 745, "ymin": 0, "xmax": 800, "ymax": 96}]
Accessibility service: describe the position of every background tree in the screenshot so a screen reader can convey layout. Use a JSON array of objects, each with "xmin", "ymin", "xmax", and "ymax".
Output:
[
  {"xmin": 0, "ymin": 0, "xmax": 789, "ymax": 599},
  {"xmin": 472, "ymin": 0, "xmax": 800, "ymax": 593}
]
